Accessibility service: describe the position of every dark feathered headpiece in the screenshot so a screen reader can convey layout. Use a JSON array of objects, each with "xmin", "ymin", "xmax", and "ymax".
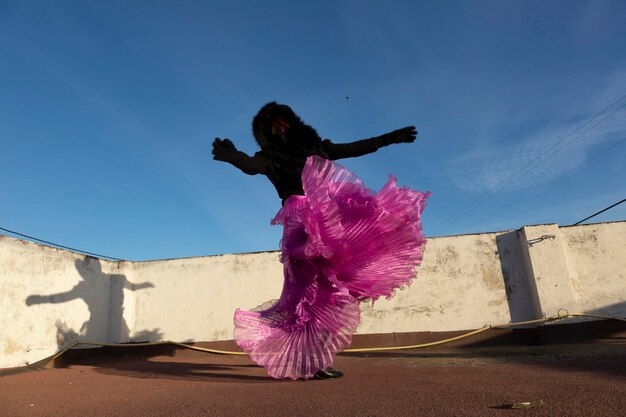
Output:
[{"xmin": 252, "ymin": 102, "xmax": 323, "ymax": 154}]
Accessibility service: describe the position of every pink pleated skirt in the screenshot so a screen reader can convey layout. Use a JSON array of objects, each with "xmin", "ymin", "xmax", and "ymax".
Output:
[{"xmin": 234, "ymin": 156, "xmax": 430, "ymax": 379}]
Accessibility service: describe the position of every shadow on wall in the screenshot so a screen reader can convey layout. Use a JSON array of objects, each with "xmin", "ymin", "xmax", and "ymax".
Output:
[
  {"xmin": 495, "ymin": 231, "xmax": 542, "ymax": 323},
  {"xmin": 587, "ymin": 300, "xmax": 626, "ymax": 326},
  {"xmin": 25, "ymin": 257, "xmax": 163, "ymax": 351}
]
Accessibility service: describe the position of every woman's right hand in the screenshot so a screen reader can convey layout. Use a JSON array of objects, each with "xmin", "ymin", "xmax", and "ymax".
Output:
[{"xmin": 212, "ymin": 138, "xmax": 238, "ymax": 162}]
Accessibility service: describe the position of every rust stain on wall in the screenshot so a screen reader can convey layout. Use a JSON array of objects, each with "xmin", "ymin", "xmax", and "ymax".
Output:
[
  {"xmin": 2, "ymin": 337, "xmax": 20, "ymax": 356},
  {"xmin": 43, "ymin": 256, "xmax": 65, "ymax": 274},
  {"xmin": 481, "ymin": 265, "xmax": 504, "ymax": 290},
  {"xmin": 488, "ymin": 299, "xmax": 504, "ymax": 307}
]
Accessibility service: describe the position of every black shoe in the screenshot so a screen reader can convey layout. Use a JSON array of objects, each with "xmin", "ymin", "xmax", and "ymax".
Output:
[{"xmin": 314, "ymin": 367, "xmax": 344, "ymax": 379}]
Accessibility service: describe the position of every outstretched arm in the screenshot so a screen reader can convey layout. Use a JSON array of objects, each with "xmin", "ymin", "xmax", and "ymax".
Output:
[
  {"xmin": 212, "ymin": 138, "xmax": 268, "ymax": 175},
  {"xmin": 123, "ymin": 280, "xmax": 155, "ymax": 291},
  {"xmin": 323, "ymin": 126, "xmax": 417, "ymax": 160},
  {"xmin": 26, "ymin": 286, "xmax": 80, "ymax": 305}
]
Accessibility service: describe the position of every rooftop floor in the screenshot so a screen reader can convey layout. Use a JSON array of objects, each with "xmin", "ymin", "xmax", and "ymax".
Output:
[{"xmin": 1, "ymin": 341, "xmax": 624, "ymax": 417}]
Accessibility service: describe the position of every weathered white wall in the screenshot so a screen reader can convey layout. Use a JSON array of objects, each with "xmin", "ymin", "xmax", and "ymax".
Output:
[
  {"xmin": 359, "ymin": 232, "xmax": 511, "ymax": 333},
  {"xmin": 128, "ymin": 252, "xmax": 283, "ymax": 343},
  {"xmin": 561, "ymin": 222, "xmax": 626, "ymax": 315},
  {"xmin": 2, "ymin": 220, "xmax": 625, "ymax": 369},
  {"xmin": 0, "ymin": 237, "xmax": 118, "ymax": 367}
]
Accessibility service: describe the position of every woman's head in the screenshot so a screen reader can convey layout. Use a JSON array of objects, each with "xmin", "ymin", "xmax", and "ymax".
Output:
[
  {"xmin": 252, "ymin": 102, "xmax": 297, "ymax": 148},
  {"xmin": 252, "ymin": 102, "xmax": 326, "ymax": 158}
]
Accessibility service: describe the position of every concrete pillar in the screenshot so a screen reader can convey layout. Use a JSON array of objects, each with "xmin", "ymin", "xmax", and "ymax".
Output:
[
  {"xmin": 496, "ymin": 230, "xmax": 542, "ymax": 322},
  {"xmin": 518, "ymin": 224, "xmax": 579, "ymax": 317}
]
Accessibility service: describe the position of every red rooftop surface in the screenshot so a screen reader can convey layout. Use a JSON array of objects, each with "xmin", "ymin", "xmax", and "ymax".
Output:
[{"xmin": 1, "ymin": 340, "xmax": 624, "ymax": 417}]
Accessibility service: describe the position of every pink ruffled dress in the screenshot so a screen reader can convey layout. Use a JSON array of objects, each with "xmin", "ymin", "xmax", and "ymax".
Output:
[{"xmin": 234, "ymin": 156, "xmax": 429, "ymax": 379}]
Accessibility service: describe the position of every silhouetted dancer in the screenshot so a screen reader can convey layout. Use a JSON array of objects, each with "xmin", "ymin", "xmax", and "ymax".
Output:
[{"xmin": 213, "ymin": 102, "xmax": 430, "ymax": 380}]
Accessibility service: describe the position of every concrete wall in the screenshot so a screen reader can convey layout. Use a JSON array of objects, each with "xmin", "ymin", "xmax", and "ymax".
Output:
[
  {"xmin": 2, "ymin": 221, "xmax": 625, "ymax": 369},
  {"xmin": 561, "ymin": 222, "xmax": 626, "ymax": 315}
]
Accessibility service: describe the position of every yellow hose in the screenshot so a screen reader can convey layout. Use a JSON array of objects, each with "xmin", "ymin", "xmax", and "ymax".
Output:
[
  {"xmin": 65, "ymin": 340, "xmax": 248, "ymax": 356},
  {"xmin": 44, "ymin": 311, "xmax": 625, "ymax": 363},
  {"xmin": 344, "ymin": 326, "xmax": 492, "ymax": 353}
]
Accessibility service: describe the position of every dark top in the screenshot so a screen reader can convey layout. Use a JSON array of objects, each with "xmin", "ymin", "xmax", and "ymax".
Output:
[{"xmin": 228, "ymin": 136, "xmax": 394, "ymax": 201}]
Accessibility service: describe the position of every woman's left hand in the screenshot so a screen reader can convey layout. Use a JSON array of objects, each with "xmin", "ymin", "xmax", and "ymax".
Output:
[{"xmin": 386, "ymin": 126, "xmax": 417, "ymax": 144}]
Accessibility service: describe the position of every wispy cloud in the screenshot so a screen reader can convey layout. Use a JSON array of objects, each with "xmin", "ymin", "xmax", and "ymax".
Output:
[{"xmin": 447, "ymin": 76, "xmax": 626, "ymax": 193}]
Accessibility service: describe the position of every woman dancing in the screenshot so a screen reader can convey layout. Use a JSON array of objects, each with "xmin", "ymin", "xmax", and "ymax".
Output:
[{"xmin": 212, "ymin": 102, "xmax": 429, "ymax": 380}]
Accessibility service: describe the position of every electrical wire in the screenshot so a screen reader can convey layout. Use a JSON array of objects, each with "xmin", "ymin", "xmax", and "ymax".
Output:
[
  {"xmin": 572, "ymin": 197, "xmax": 626, "ymax": 226},
  {"xmin": 4, "ymin": 98, "xmax": 625, "ymax": 260},
  {"xmin": 459, "ymin": 136, "xmax": 626, "ymax": 233},
  {"xmin": 0, "ymin": 226, "xmax": 124, "ymax": 261},
  {"xmin": 431, "ymin": 94, "xmax": 626, "ymax": 235}
]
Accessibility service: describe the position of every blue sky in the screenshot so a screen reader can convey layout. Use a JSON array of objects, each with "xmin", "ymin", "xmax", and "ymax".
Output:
[{"xmin": 1, "ymin": 0, "xmax": 625, "ymax": 261}]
